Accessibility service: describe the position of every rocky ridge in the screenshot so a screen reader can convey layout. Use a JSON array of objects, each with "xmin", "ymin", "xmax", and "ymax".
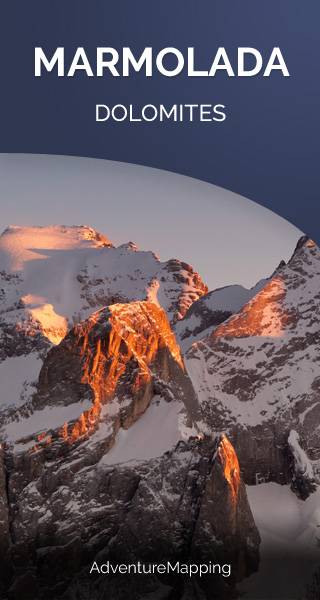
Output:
[
  {"xmin": 175, "ymin": 278, "xmax": 268, "ymax": 353},
  {"xmin": 186, "ymin": 237, "xmax": 320, "ymax": 484},
  {"xmin": 0, "ymin": 224, "xmax": 207, "ymax": 358}
]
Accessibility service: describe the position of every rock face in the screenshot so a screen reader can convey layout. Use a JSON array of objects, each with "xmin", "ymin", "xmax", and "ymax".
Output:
[
  {"xmin": 3, "ymin": 301, "xmax": 199, "ymax": 455},
  {"xmin": 186, "ymin": 237, "xmax": 320, "ymax": 485},
  {"xmin": 191, "ymin": 436, "xmax": 260, "ymax": 581},
  {"xmin": 288, "ymin": 430, "xmax": 317, "ymax": 500},
  {"xmin": 2, "ymin": 435, "xmax": 259, "ymax": 600},
  {"xmin": 0, "ymin": 446, "xmax": 11, "ymax": 596}
]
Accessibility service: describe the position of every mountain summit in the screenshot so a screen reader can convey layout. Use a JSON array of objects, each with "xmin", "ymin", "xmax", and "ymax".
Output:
[
  {"xmin": 0, "ymin": 224, "xmax": 207, "ymax": 357},
  {"xmin": 0, "ymin": 224, "xmax": 113, "ymax": 271}
]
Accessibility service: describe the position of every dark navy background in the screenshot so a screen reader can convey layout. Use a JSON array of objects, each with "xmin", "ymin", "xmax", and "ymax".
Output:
[{"xmin": 1, "ymin": 1, "xmax": 319, "ymax": 238}]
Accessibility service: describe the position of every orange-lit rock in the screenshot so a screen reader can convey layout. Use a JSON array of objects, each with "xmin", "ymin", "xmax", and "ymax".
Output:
[
  {"xmin": 217, "ymin": 434, "xmax": 241, "ymax": 502},
  {"xmin": 192, "ymin": 435, "xmax": 260, "ymax": 584},
  {"xmin": 212, "ymin": 276, "xmax": 290, "ymax": 339},
  {"xmin": 30, "ymin": 300, "xmax": 197, "ymax": 450}
]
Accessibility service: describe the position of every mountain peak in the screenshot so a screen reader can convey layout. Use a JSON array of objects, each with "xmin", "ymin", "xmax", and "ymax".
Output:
[
  {"xmin": 284, "ymin": 235, "xmax": 318, "ymax": 272},
  {"xmin": 293, "ymin": 234, "xmax": 316, "ymax": 254},
  {"xmin": 118, "ymin": 241, "xmax": 139, "ymax": 252},
  {"xmin": 0, "ymin": 224, "xmax": 113, "ymax": 271},
  {"xmin": 1, "ymin": 224, "xmax": 112, "ymax": 247}
]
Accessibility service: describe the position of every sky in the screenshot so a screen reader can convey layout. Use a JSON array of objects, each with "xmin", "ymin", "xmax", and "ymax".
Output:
[{"xmin": 0, "ymin": 154, "xmax": 302, "ymax": 290}]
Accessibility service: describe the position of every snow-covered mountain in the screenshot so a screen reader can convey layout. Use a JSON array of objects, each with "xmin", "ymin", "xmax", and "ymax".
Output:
[
  {"xmin": 1, "ymin": 224, "xmax": 319, "ymax": 600},
  {"xmin": 0, "ymin": 224, "xmax": 207, "ymax": 419},
  {"xmin": 0, "ymin": 224, "xmax": 207, "ymax": 345},
  {"xmin": 186, "ymin": 236, "xmax": 320, "ymax": 484}
]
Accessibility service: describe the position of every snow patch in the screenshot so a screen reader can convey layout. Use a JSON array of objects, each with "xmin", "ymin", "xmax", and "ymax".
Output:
[
  {"xmin": 4, "ymin": 399, "xmax": 92, "ymax": 446},
  {"xmin": 0, "ymin": 353, "xmax": 42, "ymax": 407},
  {"xmin": 28, "ymin": 303, "xmax": 68, "ymax": 344},
  {"xmin": 100, "ymin": 396, "xmax": 189, "ymax": 466},
  {"xmin": 288, "ymin": 430, "xmax": 314, "ymax": 480}
]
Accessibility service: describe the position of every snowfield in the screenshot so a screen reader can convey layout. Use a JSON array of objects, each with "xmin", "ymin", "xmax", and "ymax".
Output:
[
  {"xmin": 100, "ymin": 396, "xmax": 192, "ymax": 466},
  {"xmin": 0, "ymin": 353, "xmax": 42, "ymax": 408},
  {"xmin": 240, "ymin": 483, "xmax": 320, "ymax": 599},
  {"xmin": 1, "ymin": 225, "xmax": 320, "ymax": 600}
]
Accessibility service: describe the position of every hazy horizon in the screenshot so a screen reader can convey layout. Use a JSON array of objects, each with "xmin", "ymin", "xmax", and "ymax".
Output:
[{"xmin": 0, "ymin": 154, "xmax": 302, "ymax": 290}]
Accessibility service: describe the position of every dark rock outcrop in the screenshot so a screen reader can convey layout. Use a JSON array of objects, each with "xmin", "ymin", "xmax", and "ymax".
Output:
[{"xmin": 2, "ymin": 436, "xmax": 260, "ymax": 600}]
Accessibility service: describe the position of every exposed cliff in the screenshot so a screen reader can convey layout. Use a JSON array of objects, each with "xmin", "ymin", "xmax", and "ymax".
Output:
[
  {"xmin": 0, "ymin": 299, "xmax": 260, "ymax": 599},
  {"xmin": 2, "ymin": 301, "xmax": 198, "ymax": 456},
  {"xmin": 3, "ymin": 436, "xmax": 259, "ymax": 600}
]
